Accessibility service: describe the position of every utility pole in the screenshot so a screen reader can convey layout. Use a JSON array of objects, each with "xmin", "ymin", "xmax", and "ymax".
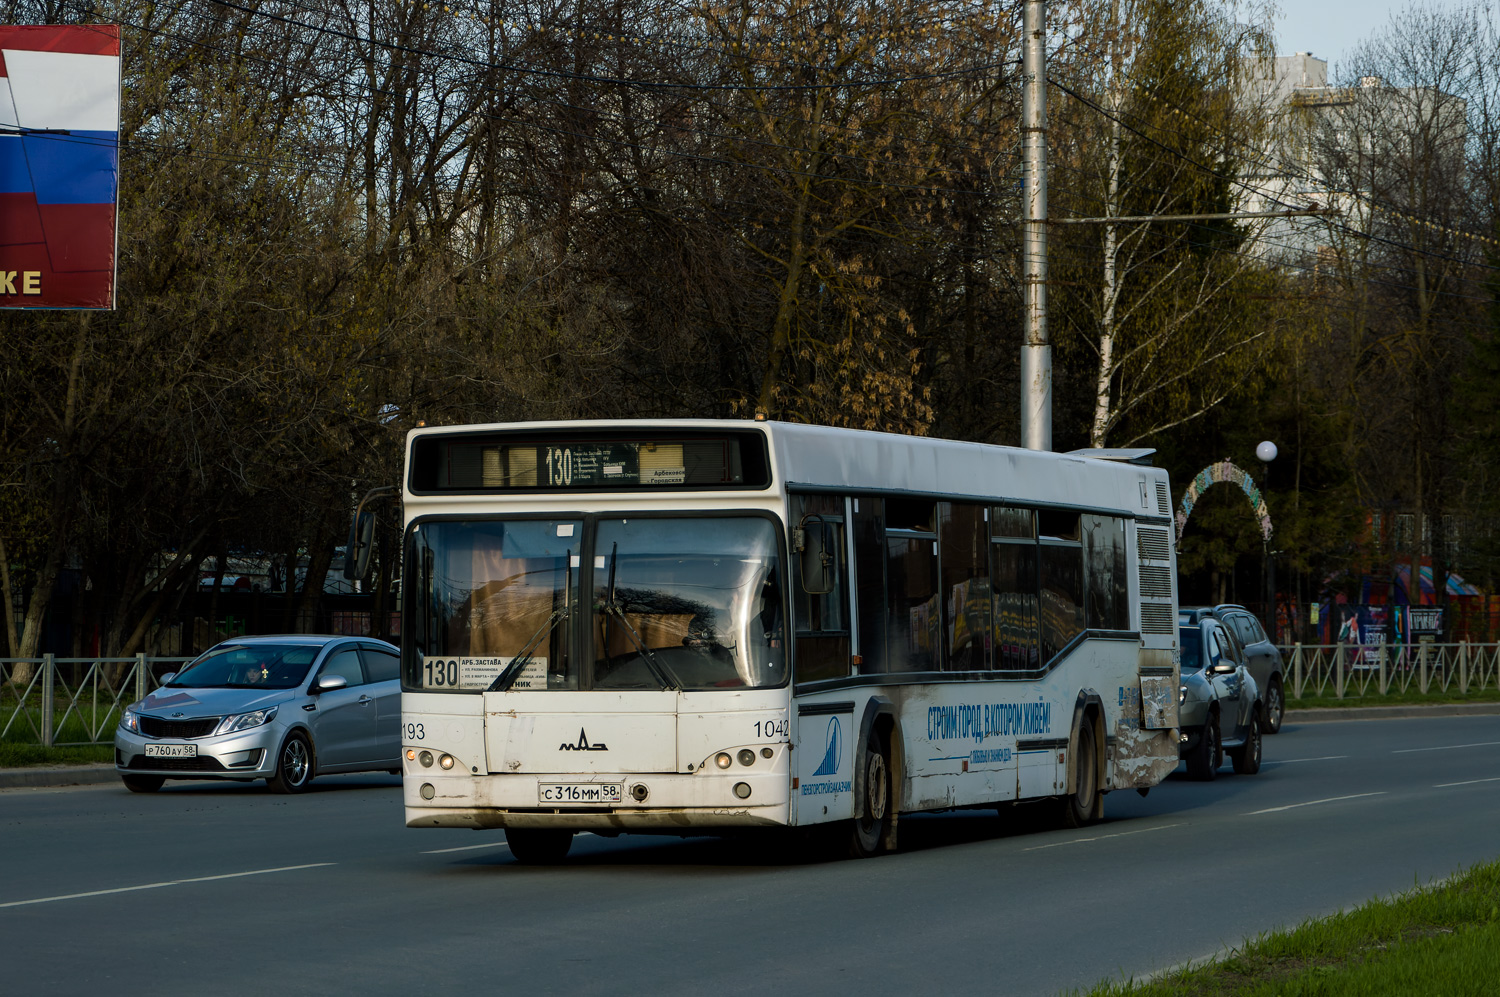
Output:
[{"xmin": 1020, "ymin": 0, "xmax": 1050, "ymax": 451}]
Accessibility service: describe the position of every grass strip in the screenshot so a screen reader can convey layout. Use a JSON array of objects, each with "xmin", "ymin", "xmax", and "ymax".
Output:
[
  {"xmin": 0, "ymin": 743, "xmax": 114, "ymax": 767},
  {"xmin": 1076, "ymin": 858, "xmax": 1500, "ymax": 996}
]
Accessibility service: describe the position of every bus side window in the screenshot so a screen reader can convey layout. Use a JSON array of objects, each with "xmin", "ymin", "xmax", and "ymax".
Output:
[
  {"xmin": 940, "ymin": 503, "xmax": 991, "ymax": 671},
  {"xmin": 886, "ymin": 502, "xmax": 939, "ymax": 672},
  {"xmin": 792, "ymin": 494, "xmax": 850, "ymax": 682},
  {"xmin": 852, "ymin": 497, "xmax": 887, "ymax": 673},
  {"xmin": 1039, "ymin": 510, "xmax": 1084, "ymax": 666},
  {"xmin": 991, "ymin": 506, "xmax": 1039, "ymax": 672},
  {"xmin": 1083, "ymin": 515, "xmax": 1129, "ymax": 631}
]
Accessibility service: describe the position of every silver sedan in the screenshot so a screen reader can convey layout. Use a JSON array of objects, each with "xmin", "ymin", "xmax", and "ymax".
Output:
[{"xmin": 115, "ymin": 635, "xmax": 401, "ymax": 793}]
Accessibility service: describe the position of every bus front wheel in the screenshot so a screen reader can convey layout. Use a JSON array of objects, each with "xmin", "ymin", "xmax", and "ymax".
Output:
[
  {"xmin": 848, "ymin": 729, "xmax": 891, "ymax": 858},
  {"xmin": 507, "ymin": 828, "xmax": 574, "ymax": 865}
]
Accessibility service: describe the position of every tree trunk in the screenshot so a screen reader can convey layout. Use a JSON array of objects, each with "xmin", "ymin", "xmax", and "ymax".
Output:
[
  {"xmin": 1091, "ymin": 0, "xmax": 1125, "ymax": 448},
  {"xmin": 0, "ymin": 533, "xmax": 17, "ymax": 659},
  {"xmin": 296, "ymin": 527, "xmax": 336, "ymax": 634}
]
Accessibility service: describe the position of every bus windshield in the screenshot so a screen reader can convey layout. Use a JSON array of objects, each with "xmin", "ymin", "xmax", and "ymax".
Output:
[
  {"xmin": 404, "ymin": 516, "xmax": 785, "ymax": 692},
  {"xmin": 593, "ymin": 517, "xmax": 785, "ymax": 690}
]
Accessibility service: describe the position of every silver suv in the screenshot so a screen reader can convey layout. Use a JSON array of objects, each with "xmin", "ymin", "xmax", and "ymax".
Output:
[
  {"xmin": 1180, "ymin": 605, "xmax": 1285, "ymax": 734},
  {"xmin": 1178, "ymin": 619, "xmax": 1263, "ymax": 780}
]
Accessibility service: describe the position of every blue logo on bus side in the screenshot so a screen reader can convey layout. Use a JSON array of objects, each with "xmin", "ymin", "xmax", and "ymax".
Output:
[{"xmin": 812, "ymin": 716, "xmax": 842, "ymax": 776}]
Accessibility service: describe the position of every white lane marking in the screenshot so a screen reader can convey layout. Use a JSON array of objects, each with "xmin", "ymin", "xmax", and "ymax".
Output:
[
  {"xmin": 1023, "ymin": 823, "xmax": 1184, "ymax": 852},
  {"xmin": 1434, "ymin": 776, "xmax": 1500, "ymax": 788},
  {"xmin": 1393, "ymin": 740, "xmax": 1500, "ymax": 754},
  {"xmin": 1271, "ymin": 755, "xmax": 1348, "ymax": 764},
  {"xmin": 1246, "ymin": 792, "xmax": 1386, "ymax": 815},
  {"xmin": 0, "ymin": 863, "xmax": 334, "ymax": 910},
  {"xmin": 422, "ymin": 841, "xmax": 511, "ymax": 855}
]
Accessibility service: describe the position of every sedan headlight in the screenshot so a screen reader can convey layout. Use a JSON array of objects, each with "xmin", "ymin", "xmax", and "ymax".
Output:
[
  {"xmin": 120, "ymin": 708, "xmax": 140, "ymax": 733},
  {"xmin": 1179, "ymin": 685, "xmax": 1188, "ymax": 705},
  {"xmin": 213, "ymin": 707, "xmax": 279, "ymax": 736}
]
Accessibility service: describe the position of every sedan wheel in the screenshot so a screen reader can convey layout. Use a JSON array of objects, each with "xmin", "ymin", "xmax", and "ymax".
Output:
[
  {"xmin": 267, "ymin": 732, "xmax": 313, "ymax": 794},
  {"xmin": 121, "ymin": 774, "xmax": 164, "ymax": 794}
]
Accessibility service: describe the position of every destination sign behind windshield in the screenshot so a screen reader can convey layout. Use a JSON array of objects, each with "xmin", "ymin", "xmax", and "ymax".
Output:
[{"xmin": 410, "ymin": 430, "xmax": 770, "ymax": 493}]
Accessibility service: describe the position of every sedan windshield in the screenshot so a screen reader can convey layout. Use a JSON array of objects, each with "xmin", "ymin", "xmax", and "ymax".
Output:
[{"xmin": 169, "ymin": 644, "xmax": 320, "ymax": 689}]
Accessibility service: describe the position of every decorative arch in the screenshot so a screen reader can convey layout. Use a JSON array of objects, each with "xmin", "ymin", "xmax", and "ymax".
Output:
[{"xmin": 1176, "ymin": 461, "xmax": 1272, "ymax": 542}]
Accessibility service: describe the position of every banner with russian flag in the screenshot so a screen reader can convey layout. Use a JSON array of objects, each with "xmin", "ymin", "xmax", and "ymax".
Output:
[{"xmin": 0, "ymin": 24, "xmax": 120, "ymax": 310}]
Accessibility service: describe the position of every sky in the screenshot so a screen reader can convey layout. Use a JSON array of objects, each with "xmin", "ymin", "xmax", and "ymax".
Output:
[{"xmin": 1274, "ymin": 0, "xmax": 1470, "ymax": 71}]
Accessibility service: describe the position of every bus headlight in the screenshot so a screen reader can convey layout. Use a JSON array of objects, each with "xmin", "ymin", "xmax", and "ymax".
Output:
[
  {"xmin": 439, "ymin": 754, "xmax": 455, "ymax": 770},
  {"xmin": 737, "ymin": 749, "xmax": 756, "ymax": 767},
  {"xmin": 715, "ymin": 752, "xmax": 733, "ymax": 769}
]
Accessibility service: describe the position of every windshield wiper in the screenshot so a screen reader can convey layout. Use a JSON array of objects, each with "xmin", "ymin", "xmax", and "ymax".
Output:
[
  {"xmin": 488, "ymin": 551, "xmax": 572, "ymax": 692},
  {"xmin": 599, "ymin": 541, "xmax": 682, "ymax": 691}
]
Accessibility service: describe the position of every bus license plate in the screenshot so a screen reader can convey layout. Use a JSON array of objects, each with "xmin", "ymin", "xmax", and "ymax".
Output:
[
  {"xmin": 144, "ymin": 743, "xmax": 197, "ymax": 758},
  {"xmin": 538, "ymin": 783, "xmax": 622, "ymax": 805}
]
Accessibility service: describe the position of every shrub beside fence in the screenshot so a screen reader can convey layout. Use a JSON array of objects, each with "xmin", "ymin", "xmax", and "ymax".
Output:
[
  {"xmin": 1, "ymin": 655, "xmax": 190, "ymax": 748},
  {"xmin": 1277, "ymin": 643, "xmax": 1500, "ymax": 700}
]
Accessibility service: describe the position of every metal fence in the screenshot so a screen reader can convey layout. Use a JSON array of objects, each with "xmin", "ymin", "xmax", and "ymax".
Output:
[
  {"xmin": 5, "ymin": 643, "xmax": 1498, "ymax": 748},
  {"xmin": 1, "ymin": 655, "xmax": 189, "ymax": 748},
  {"xmin": 1278, "ymin": 643, "xmax": 1500, "ymax": 700}
]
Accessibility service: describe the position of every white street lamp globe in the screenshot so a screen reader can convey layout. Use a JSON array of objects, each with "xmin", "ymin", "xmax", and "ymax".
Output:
[{"xmin": 1256, "ymin": 440, "xmax": 1278, "ymax": 463}]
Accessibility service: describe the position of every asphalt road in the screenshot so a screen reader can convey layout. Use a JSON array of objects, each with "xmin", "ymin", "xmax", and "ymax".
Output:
[{"xmin": 3, "ymin": 714, "xmax": 1498, "ymax": 996}]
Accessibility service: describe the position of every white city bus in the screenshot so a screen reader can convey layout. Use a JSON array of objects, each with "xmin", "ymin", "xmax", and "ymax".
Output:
[{"xmin": 391, "ymin": 420, "xmax": 1181, "ymax": 861}]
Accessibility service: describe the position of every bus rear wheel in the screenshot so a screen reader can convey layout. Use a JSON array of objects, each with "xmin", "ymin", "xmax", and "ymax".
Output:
[
  {"xmin": 1063, "ymin": 718, "xmax": 1103, "ymax": 828},
  {"xmin": 848, "ymin": 729, "xmax": 891, "ymax": 859},
  {"xmin": 507, "ymin": 828, "xmax": 574, "ymax": 865}
]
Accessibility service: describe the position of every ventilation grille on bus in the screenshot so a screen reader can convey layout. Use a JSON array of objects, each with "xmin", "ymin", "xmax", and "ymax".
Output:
[
  {"xmin": 1155, "ymin": 481, "xmax": 1172, "ymax": 517},
  {"xmin": 1137, "ymin": 526, "xmax": 1172, "ymax": 562},
  {"xmin": 1140, "ymin": 603, "xmax": 1175, "ymax": 634},
  {"xmin": 1139, "ymin": 565, "xmax": 1173, "ymax": 599}
]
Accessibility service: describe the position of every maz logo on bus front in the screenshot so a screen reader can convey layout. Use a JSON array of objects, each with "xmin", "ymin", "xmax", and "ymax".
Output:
[{"xmin": 559, "ymin": 728, "xmax": 608, "ymax": 751}]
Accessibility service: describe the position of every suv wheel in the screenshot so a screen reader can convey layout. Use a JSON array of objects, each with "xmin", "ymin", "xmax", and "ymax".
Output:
[
  {"xmin": 1264, "ymin": 677, "xmax": 1285, "ymax": 734},
  {"xmin": 1186, "ymin": 716, "xmax": 1220, "ymax": 781}
]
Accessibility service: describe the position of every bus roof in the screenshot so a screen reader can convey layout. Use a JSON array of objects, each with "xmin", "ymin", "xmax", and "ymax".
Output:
[{"xmin": 404, "ymin": 419, "xmax": 1173, "ymax": 519}]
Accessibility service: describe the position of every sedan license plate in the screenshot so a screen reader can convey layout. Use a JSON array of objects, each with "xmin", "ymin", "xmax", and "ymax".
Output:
[
  {"xmin": 144, "ymin": 743, "xmax": 197, "ymax": 758},
  {"xmin": 538, "ymin": 783, "xmax": 622, "ymax": 805}
]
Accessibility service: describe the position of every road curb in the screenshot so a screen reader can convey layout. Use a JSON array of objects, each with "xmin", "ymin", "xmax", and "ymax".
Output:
[
  {"xmin": 1288, "ymin": 702, "xmax": 1500, "ymax": 723},
  {"xmin": 0, "ymin": 765, "xmax": 118, "ymax": 790}
]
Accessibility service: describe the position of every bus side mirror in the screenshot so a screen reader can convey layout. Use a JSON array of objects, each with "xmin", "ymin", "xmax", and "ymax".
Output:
[
  {"xmin": 344, "ymin": 509, "xmax": 376, "ymax": 581},
  {"xmin": 343, "ymin": 486, "xmax": 398, "ymax": 581},
  {"xmin": 797, "ymin": 518, "xmax": 836, "ymax": 595}
]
